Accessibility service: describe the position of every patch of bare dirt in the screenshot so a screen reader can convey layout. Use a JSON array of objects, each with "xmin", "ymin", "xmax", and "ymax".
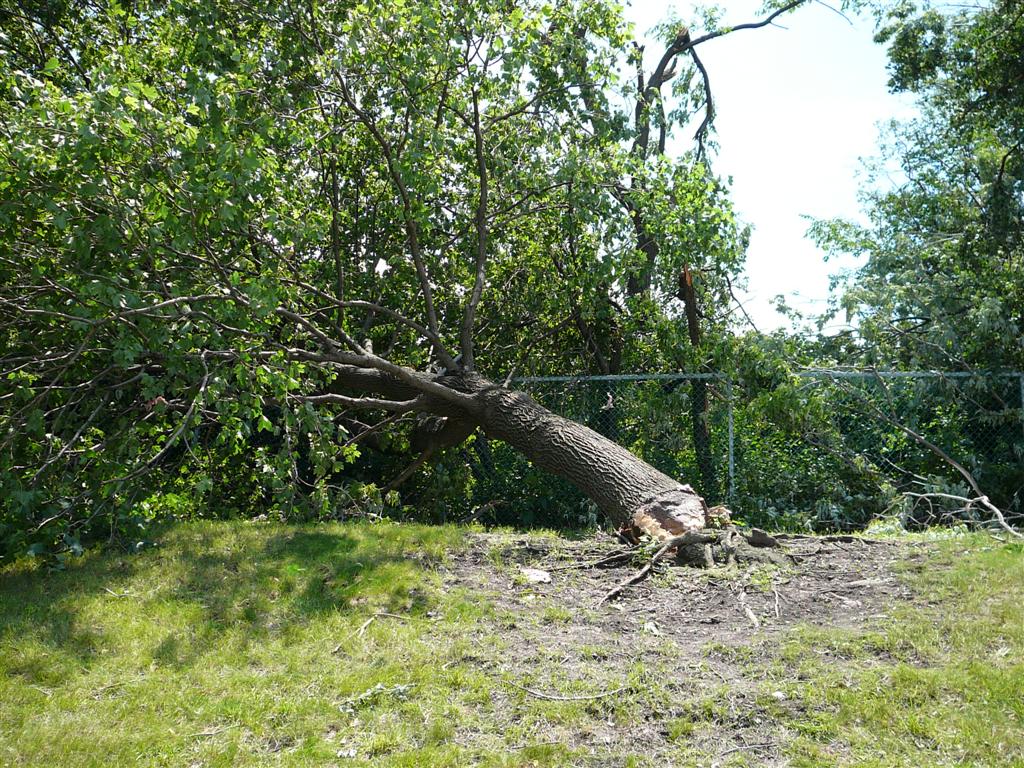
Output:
[{"xmin": 442, "ymin": 531, "xmax": 932, "ymax": 766}]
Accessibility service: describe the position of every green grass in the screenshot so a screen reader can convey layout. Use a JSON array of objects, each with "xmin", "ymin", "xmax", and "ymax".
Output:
[
  {"xmin": 0, "ymin": 520, "xmax": 663, "ymax": 767},
  {"xmin": 681, "ymin": 536, "xmax": 1024, "ymax": 767},
  {"xmin": 0, "ymin": 520, "xmax": 494, "ymax": 767},
  {"xmin": 1, "ymin": 522, "xmax": 1023, "ymax": 766},
  {"xmin": 776, "ymin": 538, "xmax": 1024, "ymax": 767}
]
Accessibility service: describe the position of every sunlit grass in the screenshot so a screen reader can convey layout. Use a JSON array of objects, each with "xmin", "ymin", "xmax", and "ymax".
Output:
[
  {"xmin": 668, "ymin": 537, "xmax": 1024, "ymax": 766},
  {"xmin": 0, "ymin": 520, "xmax": 660, "ymax": 766},
  {"xmin": 0, "ymin": 520, "xmax": 498, "ymax": 767},
  {"xmin": 779, "ymin": 538, "xmax": 1024, "ymax": 767},
  {"xmin": 720, "ymin": 536, "xmax": 1024, "ymax": 768},
  {"xmin": 1, "ymin": 522, "xmax": 1022, "ymax": 766}
]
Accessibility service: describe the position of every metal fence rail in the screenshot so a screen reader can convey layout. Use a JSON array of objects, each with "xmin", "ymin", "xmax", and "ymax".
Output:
[{"xmin": 464, "ymin": 370, "xmax": 1024, "ymax": 531}]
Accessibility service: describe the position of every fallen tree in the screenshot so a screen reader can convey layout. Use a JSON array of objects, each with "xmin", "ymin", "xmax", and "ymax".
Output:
[
  {"xmin": 0, "ymin": 0, "xmax": 806, "ymax": 559},
  {"xmin": 322, "ymin": 364, "xmax": 711, "ymax": 536}
]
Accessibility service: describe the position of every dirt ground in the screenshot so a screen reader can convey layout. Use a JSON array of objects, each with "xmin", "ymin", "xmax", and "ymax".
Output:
[{"xmin": 441, "ymin": 531, "xmax": 931, "ymax": 766}]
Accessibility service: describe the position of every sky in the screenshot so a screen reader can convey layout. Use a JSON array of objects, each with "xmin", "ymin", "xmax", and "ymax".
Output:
[{"xmin": 626, "ymin": 0, "xmax": 916, "ymax": 332}]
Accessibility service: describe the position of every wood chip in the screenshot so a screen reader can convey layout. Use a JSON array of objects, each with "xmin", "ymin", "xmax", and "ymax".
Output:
[{"xmin": 519, "ymin": 567, "xmax": 551, "ymax": 584}]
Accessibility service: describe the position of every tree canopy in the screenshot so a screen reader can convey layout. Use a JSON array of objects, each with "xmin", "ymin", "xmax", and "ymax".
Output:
[
  {"xmin": 0, "ymin": 0, "xmax": 802, "ymax": 560},
  {"xmin": 814, "ymin": 0, "xmax": 1024, "ymax": 372}
]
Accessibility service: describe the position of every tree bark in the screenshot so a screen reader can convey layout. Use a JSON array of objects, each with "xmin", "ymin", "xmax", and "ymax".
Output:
[
  {"xmin": 330, "ymin": 368, "xmax": 711, "ymax": 538},
  {"xmin": 677, "ymin": 265, "xmax": 718, "ymax": 503},
  {"xmin": 475, "ymin": 383, "xmax": 709, "ymax": 537}
]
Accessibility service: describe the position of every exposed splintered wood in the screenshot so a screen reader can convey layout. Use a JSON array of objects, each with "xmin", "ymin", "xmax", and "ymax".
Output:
[{"xmin": 631, "ymin": 487, "xmax": 709, "ymax": 540}]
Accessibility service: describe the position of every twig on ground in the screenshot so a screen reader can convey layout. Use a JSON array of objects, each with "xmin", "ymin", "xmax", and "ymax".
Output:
[
  {"xmin": 357, "ymin": 612, "xmax": 408, "ymax": 636},
  {"xmin": 846, "ymin": 577, "xmax": 892, "ymax": 588},
  {"xmin": 737, "ymin": 591, "xmax": 760, "ymax": 628},
  {"xmin": 818, "ymin": 589, "xmax": 861, "ymax": 606},
  {"xmin": 772, "ymin": 588, "xmax": 782, "ymax": 618},
  {"xmin": 598, "ymin": 531, "xmax": 716, "ymax": 605},
  {"xmin": 90, "ymin": 676, "xmax": 145, "ymax": 698},
  {"xmin": 717, "ymin": 741, "xmax": 776, "ymax": 758},
  {"xmin": 190, "ymin": 723, "xmax": 240, "ymax": 739},
  {"xmin": 691, "ymin": 663, "xmax": 728, "ymax": 683},
  {"xmin": 547, "ymin": 549, "xmax": 634, "ymax": 571},
  {"xmin": 904, "ymin": 491, "xmax": 1023, "ymax": 540},
  {"xmin": 505, "ymin": 681, "xmax": 627, "ymax": 701},
  {"xmin": 742, "ymin": 604, "xmax": 760, "ymax": 628},
  {"xmin": 333, "ymin": 612, "xmax": 409, "ymax": 652},
  {"xmin": 787, "ymin": 543, "xmax": 829, "ymax": 560},
  {"xmin": 509, "ymin": 740, "xmax": 564, "ymax": 751}
]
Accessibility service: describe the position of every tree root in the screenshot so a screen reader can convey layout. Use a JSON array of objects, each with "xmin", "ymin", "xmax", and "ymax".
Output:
[
  {"xmin": 598, "ymin": 527, "xmax": 789, "ymax": 604},
  {"xmin": 674, "ymin": 527, "xmax": 789, "ymax": 569}
]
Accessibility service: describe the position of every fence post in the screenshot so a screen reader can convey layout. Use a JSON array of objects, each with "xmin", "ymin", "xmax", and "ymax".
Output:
[{"xmin": 726, "ymin": 378, "xmax": 735, "ymax": 505}]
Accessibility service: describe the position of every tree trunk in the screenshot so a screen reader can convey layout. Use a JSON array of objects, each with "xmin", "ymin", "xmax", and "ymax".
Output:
[
  {"xmin": 473, "ymin": 381, "xmax": 711, "ymax": 538},
  {"xmin": 676, "ymin": 265, "xmax": 718, "ymax": 503},
  {"xmin": 689, "ymin": 376, "xmax": 718, "ymax": 504},
  {"xmin": 330, "ymin": 368, "xmax": 712, "ymax": 537}
]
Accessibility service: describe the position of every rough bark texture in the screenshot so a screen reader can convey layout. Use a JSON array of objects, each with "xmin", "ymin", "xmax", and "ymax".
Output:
[
  {"xmin": 329, "ymin": 368, "xmax": 712, "ymax": 537},
  {"xmin": 474, "ymin": 383, "xmax": 709, "ymax": 536}
]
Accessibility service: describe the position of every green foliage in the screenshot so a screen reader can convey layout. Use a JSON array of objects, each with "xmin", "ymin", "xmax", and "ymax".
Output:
[
  {"xmin": 795, "ymin": 0, "xmax": 1024, "ymax": 530},
  {"xmin": 0, "ymin": 0, "xmax": 763, "ymax": 555},
  {"xmin": 814, "ymin": 0, "xmax": 1024, "ymax": 373}
]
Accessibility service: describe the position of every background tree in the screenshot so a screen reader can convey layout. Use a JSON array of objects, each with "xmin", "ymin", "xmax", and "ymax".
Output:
[
  {"xmin": 814, "ymin": 0, "xmax": 1024, "ymax": 372},
  {"xmin": 808, "ymin": 0, "xmax": 1024, "ymax": 523}
]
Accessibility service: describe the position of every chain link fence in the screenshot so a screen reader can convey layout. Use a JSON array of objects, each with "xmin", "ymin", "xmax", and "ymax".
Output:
[{"xmin": 463, "ymin": 371, "xmax": 1024, "ymax": 531}]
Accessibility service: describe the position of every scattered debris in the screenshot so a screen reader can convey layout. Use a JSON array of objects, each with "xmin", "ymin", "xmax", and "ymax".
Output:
[
  {"xmin": 519, "ymin": 567, "xmax": 552, "ymax": 584},
  {"xmin": 599, "ymin": 526, "xmax": 790, "ymax": 604},
  {"xmin": 339, "ymin": 683, "xmax": 413, "ymax": 714}
]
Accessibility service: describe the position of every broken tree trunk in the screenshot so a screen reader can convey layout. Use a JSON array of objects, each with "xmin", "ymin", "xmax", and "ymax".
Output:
[
  {"xmin": 475, "ymin": 385, "xmax": 710, "ymax": 537},
  {"xmin": 332, "ymin": 367, "xmax": 713, "ymax": 539}
]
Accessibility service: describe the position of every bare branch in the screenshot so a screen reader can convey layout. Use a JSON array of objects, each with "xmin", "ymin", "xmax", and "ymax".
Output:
[
  {"xmin": 829, "ymin": 371, "xmax": 1022, "ymax": 539},
  {"xmin": 292, "ymin": 393, "xmax": 426, "ymax": 413},
  {"xmin": 108, "ymin": 354, "xmax": 212, "ymax": 485},
  {"xmin": 687, "ymin": 46, "xmax": 714, "ymax": 162},
  {"xmin": 382, "ymin": 451, "xmax": 433, "ymax": 493},
  {"xmin": 461, "ymin": 88, "xmax": 489, "ymax": 371},
  {"xmin": 684, "ymin": 1, "xmax": 809, "ymax": 51}
]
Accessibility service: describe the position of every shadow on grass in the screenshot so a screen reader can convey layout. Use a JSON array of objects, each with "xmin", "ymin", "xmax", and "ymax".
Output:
[{"xmin": 0, "ymin": 520, "xmax": 455, "ymax": 680}]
